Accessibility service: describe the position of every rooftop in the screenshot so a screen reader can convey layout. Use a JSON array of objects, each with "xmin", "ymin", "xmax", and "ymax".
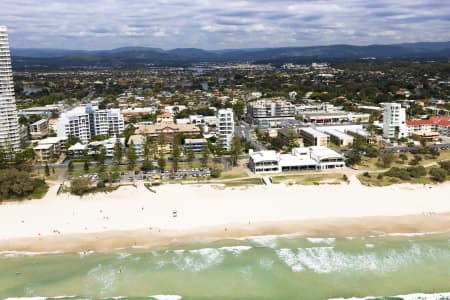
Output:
[
  {"xmin": 309, "ymin": 146, "xmax": 343, "ymax": 160},
  {"xmin": 136, "ymin": 122, "xmax": 200, "ymax": 135},
  {"xmin": 249, "ymin": 150, "xmax": 278, "ymax": 163},
  {"xmin": 185, "ymin": 138, "xmax": 208, "ymax": 144},
  {"xmin": 38, "ymin": 137, "xmax": 66, "ymax": 145},
  {"xmin": 406, "ymin": 116, "xmax": 450, "ymax": 127},
  {"xmin": 300, "ymin": 127, "xmax": 329, "ymax": 138},
  {"xmin": 323, "ymin": 128, "xmax": 354, "ymax": 140}
]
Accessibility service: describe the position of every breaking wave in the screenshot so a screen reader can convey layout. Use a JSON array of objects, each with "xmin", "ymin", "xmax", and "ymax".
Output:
[{"xmin": 276, "ymin": 244, "xmax": 447, "ymax": 273}]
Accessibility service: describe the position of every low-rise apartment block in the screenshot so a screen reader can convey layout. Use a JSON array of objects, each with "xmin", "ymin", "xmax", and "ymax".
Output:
[
  {"xmin": 136, "ymin": 122, "xmax": 201, "ymax": 143},
  {"xmin": 184, "ymin": 138, "xmax": 208, "ymax": 153},
  {"xmin": 29, "ymin": 119, "xmax": 49, "ymax": 139},
  {"xmin": 128, "ymin": 134, "xmax": 146, "ymax": 159},
  {"xmin": 406, "ymin": 116, "xmax": 450, "ymax": 137},
  {"xmin": 246, "ymin": 98, "xmax": 296, "ymax": 127},
  {"xmin": 33, "ymin": 136, "xmax": 67, "ymax": 162},
  {"xmin": 300, "ymin": 111, "xmax": 370, "ymax": 124}
]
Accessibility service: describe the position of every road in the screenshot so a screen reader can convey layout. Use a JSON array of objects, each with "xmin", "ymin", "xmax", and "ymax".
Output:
[
  {"xmin": 236, "ymin": 121, "xmax": 267, "ymax": 151},
  {"xmin": 381, "ymin": 143, "xmax": 450, "ymax": 153}
]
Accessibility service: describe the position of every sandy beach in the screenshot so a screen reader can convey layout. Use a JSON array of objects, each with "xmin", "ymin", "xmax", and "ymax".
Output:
[{"xmin": 1, "ymin": 176, "xmax": 449, "ymax": 252}]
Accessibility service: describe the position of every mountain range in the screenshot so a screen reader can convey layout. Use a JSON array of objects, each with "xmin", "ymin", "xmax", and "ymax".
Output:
[{"xmin": 11, "ymin": 41, "xmax": 450, "ymax": 70}]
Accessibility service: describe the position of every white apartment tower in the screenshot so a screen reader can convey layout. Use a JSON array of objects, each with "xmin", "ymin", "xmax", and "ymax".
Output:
[
  {"xmin": 57, "ymin": 104, "xmax": 124, "ymax": 144},
  {"xmin": 57, "ymin": 106, "xmax": 92, "ymax": 144},
  {"xmin": 217, "ymin": 108, "xmax": 234, "ymax": 150},
  {"xmin": 0, "ymin": 26, "xmax": 20, "ymax": 151},
  {"xmin": 93, "ymin": 108, "xmax": 124, "ymax": 136},
  {"xmin": 383, "ymin": 103, "xmax": 407, "ymax": 139}
]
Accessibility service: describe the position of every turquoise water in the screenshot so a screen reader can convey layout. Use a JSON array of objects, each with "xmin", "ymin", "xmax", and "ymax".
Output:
[{"xmin": 1, "ymin": 234, "xmax": 450, "ymax": 299}]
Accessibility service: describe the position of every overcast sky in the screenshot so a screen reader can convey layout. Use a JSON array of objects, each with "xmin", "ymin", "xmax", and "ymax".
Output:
[{"xmin": 2, "ymin": 0, "xmax": 450, "ymax": 50}]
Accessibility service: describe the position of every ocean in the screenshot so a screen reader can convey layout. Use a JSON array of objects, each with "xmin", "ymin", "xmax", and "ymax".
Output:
[{"xmin": 1, "ymin": 233, "xmax": 449, "ymax": 300}]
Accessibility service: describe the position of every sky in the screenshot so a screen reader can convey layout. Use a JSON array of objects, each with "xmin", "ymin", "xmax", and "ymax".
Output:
[{"xmin": 2, "ymin": 0, "xmax": 450, "ymax": 50}]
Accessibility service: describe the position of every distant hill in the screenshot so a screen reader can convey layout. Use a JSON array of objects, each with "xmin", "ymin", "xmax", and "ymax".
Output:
[{"xmin": 10, "ymin": 41, "xmax": 450, "ymax": 70}]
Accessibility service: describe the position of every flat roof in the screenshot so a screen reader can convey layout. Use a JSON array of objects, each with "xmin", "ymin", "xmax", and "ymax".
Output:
[
  {"xmin": 323, "ymin": 128, "xmax": 354, "ymax": 140},
  {"xmin": 33, "ymin": 144, "xmax": 53, "ymax": 150},
  {"xmin": 31, "ymin": 119, "xmax": 47, "ymax": 126},
  {"xmin": 38, "ymin": 137, "xmax": 65, "ymax": 145},
  {"xmin": 249, "ymin": 150, "xmax": 278, "ymax": 163},
  {"xmin": 309, "ymin": 146, "xmax": 343, "ymax": 160},
  {"xmin": 300, "ymin": 127, "xmax": 329, "ymax": 138},
  {"xmin": 279, "ymin": 154, "xmax": 316, "ymax": 167},
  {"xmin": 128, "ymin": 134, "xmax": 145, "ymax": 144},
  {"xmin": 185, "ymin": 138, "xmax": 207, "ymax": 144},
  {"xmin": 347, "ymin": 128, "xmax": 370, "ymax": 137}
]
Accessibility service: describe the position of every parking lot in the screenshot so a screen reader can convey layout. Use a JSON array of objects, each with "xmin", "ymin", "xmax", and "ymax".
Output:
[{"xmin": 71, "ymin": 168, "xmax": 213, "ymax": 184}]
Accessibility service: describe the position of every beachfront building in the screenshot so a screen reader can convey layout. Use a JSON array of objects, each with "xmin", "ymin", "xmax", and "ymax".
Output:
[
  {"xmin": 29, "ymin": 119, "xmax": 49, "ymax": 139},
  {"xmin": 300, "ymin": 127, "xmax": 330, "ymax": 146},
  {"xmin": 128, "ymin": 134, "xmax": 145, "ymax": 159},
  {"xmin": 383, "ymin": 103, "xmax": 407, "ymax": 139},
  {"xmin": 0, "ymin": 26, "xmax": 20, "ymax": 151},
  {"xmin": 217, "ymin": 108, "xmax": 234, "ymax": 150},
  {"xmin": 92, "ymin": 108, "xmax": 125, "ymax": 136},
  {"xmin": 410, "ymin": 131, "xmax": 440, "ymax": 143},
  {"xmin": 57, "ymin": 106, "xmax": 94, "ymax": 143},
  {"xmin": 68, "ymin": 142, "xmax": 87, "ymax": 158},
  {"xmin": 88, "ymin": 137, "xmax": 125, "ymax": 158},
  {"xmin": 184, "ymin": 138, "xmax": 208, "ymax": 153},
  {"xmin": 33, "ymin": 136, "xmax": 67, "ymax": 162},
  {"xmin": 406, "ymin": 116, "xmax": 450, "ymax": 137},
  {"xmin": 57, "ymin": 104, "xmax": 124, "ymax": 143},
  {"xmin": 248, "ymin": 146, "xmax": 345, "ymax": 174},
  {"xmin": 136, "ymin": 122, "xmax": 201, "ymax": 143},
  {"xmin": 323, "ymin": 128, "xmax": 354, "ymax": 147},
  {"xmin": 246, "ymin": 98, "xmax": 296, "ymax": 127}
]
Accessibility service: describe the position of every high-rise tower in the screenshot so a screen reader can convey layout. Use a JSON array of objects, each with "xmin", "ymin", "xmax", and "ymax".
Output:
[{"xmin": 0, "ymin": 26, "xmax": 20, "ymax": 151}]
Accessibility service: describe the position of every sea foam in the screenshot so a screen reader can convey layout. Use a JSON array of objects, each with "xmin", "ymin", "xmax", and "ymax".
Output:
[
  {"xmin": 276, "ymin": 244, "xmax": 446, "ymax": 273},
  {"xmin": 150, "ymin": 295, "xmax": 182, "ymax": 300},
  {"xmin": 329, "ymin": 292, "xmax": 450, "ymax": 300},
  {"xmin": 306, "ymin": 237, "xmax": 336, "ymax": 245},
  {"xmin": 154, "ymin": 245, "xmax": 252, "ymax": 272}
]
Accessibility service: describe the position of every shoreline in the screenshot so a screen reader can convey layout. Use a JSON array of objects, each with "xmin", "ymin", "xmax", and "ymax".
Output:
[
  {"xmin": 1, "ymin": 213, "xmax": 450, "ymax": 253},
  {"xmin": 1, "ymin": 177, "xmax": 450, "ymax": 253}
]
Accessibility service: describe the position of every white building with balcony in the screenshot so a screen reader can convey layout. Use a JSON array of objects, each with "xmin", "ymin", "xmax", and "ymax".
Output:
[
  {"xmin": 93, "ymin": 108, "xmax": 124, "ymax": 136},
  {"xmin": 248, "ymin": 146, "xmax": 345, "ymax": 174},
  {"xmin": 217, "ymin": 108, "xmax": 234, "ymax": 150},
  {"xmin": 57, "ymin": 104, "xmax": 124, "ymax": 144},
  {"xmin": 383, "ymin": 103, "xmax": 407, "ymax": 139}
]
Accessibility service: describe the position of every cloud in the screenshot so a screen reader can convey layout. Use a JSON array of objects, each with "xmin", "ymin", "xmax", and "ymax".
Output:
[{"xmin": 1, "ymin": 0, "xmax": 449, "ymax": 50}]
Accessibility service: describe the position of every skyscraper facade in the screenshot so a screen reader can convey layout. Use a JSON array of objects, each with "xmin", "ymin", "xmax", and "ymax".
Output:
[{"xmin": 0, "ymin": 26, "xmax": 20, "ymax": 151}]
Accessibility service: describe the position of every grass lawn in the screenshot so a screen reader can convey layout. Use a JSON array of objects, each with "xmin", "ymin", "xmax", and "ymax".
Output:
[
  {"xmin": 271, "ymin": 173, "xmax": 347, "ymax": 185},
  {"xmin": 219, "ymin": 169, "xmax": 249, "ymax": 179},
  {"xmin": 357, "ymin": 173, "xmax": 432, "ymax": 186},
  {"xmin": 357, "ymin": 164, "xmax": 449, "ymax": 186},
  {"xmin": 222, "ymin": 178, "xmax": 263, "ymax": 187},
  {"xmin": 359, "ymin": 150, "xmax": 450, "ymax": 171}
]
